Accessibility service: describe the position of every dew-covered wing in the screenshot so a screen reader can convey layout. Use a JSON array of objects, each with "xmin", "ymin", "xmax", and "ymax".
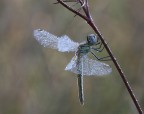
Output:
[
  {"xmin": 58, "ymin": 35, "xmax": 79, "ymax": 52},
  {"xmin": 34, "ymin": 29, "xmax": 59, "ymax": 49},
  {"xmin": 33, "ymin": 29, "xmax": 79, "ymax": 52},
  {"xmin": 65, "ymin": 55, "xmax": 112, "ymax": 76}
]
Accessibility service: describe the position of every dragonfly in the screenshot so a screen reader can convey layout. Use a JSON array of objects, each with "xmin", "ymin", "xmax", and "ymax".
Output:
[{"xmin": 33, "ymin": 29, "xmax": 112, "ymax": 105}]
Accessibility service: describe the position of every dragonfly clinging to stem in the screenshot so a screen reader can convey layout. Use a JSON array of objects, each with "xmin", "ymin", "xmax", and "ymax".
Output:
[{"xmin": 33, "ymin": 29, "xmax": 112, "ymax": 105}]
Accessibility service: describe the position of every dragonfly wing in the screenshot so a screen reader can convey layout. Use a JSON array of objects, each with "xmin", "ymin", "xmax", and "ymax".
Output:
[
  {"xmin": 34, "ymin": 29, "xmax": 59, "ymax": 49},
  {"xmin": 65, "ymin": 55, "xmax": 112, "ymax": 76},
  {"xmin": 65, "ymin": 56, "xmax": 79, "ymax": 74},
  {"xmin": 58, "ymin": 35, "xmax": 79, "ymax": 52},
  {"xmin": 65, "ymin": 55, "xmax": 84, "ymax": 74},
  {"xmin": 34, "ymin": 29, "xmax": 79, "ymax": 52},
  {"xmin": 82, "ymin": 55, "xmax": 112, "ymax": 76}
]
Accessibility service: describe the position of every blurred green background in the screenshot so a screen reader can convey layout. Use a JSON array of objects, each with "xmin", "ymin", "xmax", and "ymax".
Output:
[{"xmin": 0, "ymin": 0, "xmax": 144, "ymax": 114}]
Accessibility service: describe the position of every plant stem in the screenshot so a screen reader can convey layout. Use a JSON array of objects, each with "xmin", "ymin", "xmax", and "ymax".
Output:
[{"xmin": 56, "ymin": 0, "xmax": 143, "ymax": 113}]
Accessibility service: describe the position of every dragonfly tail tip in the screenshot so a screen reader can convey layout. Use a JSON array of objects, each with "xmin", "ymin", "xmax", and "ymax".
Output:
[{"xmin": 80, "ymin": 101, "xmax": 84, "ymax": 106}]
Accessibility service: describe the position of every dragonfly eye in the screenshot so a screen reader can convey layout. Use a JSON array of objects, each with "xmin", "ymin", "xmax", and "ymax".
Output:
[{"xmin": 87, "ymin": 34, "xmax": 97, "ymax": 45}]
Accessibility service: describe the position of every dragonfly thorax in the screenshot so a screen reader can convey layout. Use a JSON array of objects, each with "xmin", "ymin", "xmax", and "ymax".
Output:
[
  {"xmin": 87, "ymin": 34, "xmax": 97, "ymax": 45},
  {"xmin": 78, "ymin": 44, "xmax": 91, "ymax": 54}
]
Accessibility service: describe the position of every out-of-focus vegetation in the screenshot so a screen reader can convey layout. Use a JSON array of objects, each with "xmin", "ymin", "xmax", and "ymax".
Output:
[{"xmin": 0, "ymin": 0, "xmax": 144, "ymax": 114}]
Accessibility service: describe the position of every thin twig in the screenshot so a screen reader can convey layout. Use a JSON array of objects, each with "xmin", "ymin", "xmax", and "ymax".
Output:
[
  {"xmin": 54, "ymin": 0, "xmax": 77, "ymax": 4},
  {"xmin": 57, "ymin": 0, "xmax": 143, "ymax": 114},
  {"xmin": 57, "ymin": 0, "xmax": 87, "ymax": 20}
]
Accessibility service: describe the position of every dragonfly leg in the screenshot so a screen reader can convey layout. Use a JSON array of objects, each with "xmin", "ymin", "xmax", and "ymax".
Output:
[
  {"xmin": 92, "ymin": 46, "xmax": 104, "ymax": 52},
  {"xmin": 92, "ymin": 39, "xmax": 106, "ymax": 52},
  {"xmin": 96, "ymin": 40, "xmax": 103, "ymax": 49},
  {"xmin": 95, "ymin": 42, "xmax": 101, "ymax": 45},
  {"xmin": 96, "ymin": 39, "xmax": 106, "ymax": 51},
  {"xmin": 90, "ymin": 51, "xmax": 111, "ymax": 61}
]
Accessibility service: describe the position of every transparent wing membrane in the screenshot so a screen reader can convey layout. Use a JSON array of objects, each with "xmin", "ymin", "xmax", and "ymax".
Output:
[
  {"xmin": 34, "ymin": 29, "xmax": 59, "ymax": 49},
  {"xmin": 65, "ymin": 55, "xmax": 112, "ymax": 76},
  {"xmin": 58, "ymin": 35, "xmax": 79, "ymax": 52},
  {"xmin": 34, "ymin": 29, "xmax": 79, "ymax": 52}
]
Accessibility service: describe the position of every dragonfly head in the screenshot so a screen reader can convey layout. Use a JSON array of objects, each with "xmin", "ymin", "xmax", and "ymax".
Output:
[{"xmin": 87, "ymin": 34, "xmax": 97, "ymax": 45}]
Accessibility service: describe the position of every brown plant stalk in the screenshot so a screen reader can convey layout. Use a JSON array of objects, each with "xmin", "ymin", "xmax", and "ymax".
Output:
[{"xmin": 56, "ymin": 0, "xmax": 143, "ymax": 114}]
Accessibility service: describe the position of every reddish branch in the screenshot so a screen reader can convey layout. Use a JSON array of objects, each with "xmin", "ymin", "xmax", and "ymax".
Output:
[{"xmin": 56, "ymin": 0, "xmax": 143, "ymax": 114}]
